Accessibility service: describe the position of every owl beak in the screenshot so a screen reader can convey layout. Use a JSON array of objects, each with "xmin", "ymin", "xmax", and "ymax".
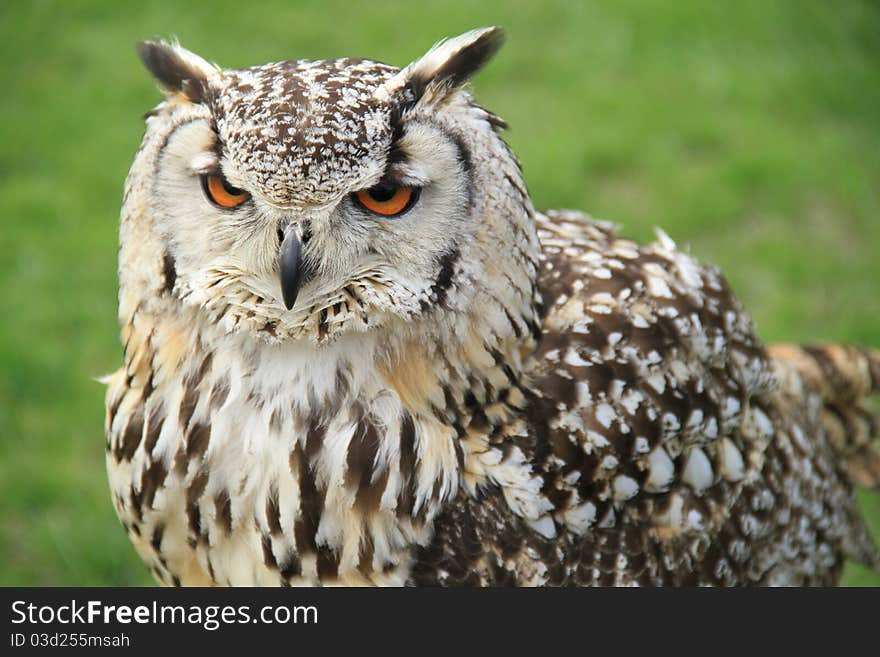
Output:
[{"xmin": 279, "ymin": 225, "xmax": 303, "ymax": 310}]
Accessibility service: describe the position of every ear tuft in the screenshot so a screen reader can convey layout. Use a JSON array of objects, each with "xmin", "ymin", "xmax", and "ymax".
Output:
[
  {"xmin": 137, "ymin": 40, "xmax": 217, "ymax": 103},
  {"xmin": 411, "ymin": 27, "xmax": 505, "ymax": 92},
  {"xmin": 379, "ymin": 27, "xmax": 505, "ymax": 106}
]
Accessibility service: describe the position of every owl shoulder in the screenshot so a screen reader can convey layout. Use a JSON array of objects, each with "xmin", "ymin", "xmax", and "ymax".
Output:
[{"xmin": 522, "ymin": 209, "xmax": 778, "ymax": 545}]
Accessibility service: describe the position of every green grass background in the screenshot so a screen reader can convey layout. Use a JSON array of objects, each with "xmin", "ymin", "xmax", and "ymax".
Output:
[{"xmin": 1, "ymin": 0, "xmax": 878, "ymax": 586}]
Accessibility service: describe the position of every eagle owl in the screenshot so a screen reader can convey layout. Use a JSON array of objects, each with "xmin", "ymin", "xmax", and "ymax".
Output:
[{"xmin": 105, "ymin": 28, "xmax": 880, "ymax": 586}]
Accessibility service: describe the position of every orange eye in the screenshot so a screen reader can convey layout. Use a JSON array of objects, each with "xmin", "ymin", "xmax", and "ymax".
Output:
[
  {"xmin": 353, "ymin": 186, "xmax": 418, "ymax": 217},
  {"xmin": 202, "ymin": 174, "xmax": 250, "ymax": 209}
]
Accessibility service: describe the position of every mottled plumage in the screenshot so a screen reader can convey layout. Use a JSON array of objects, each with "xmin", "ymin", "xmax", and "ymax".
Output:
[{"xmin": 105, "ymin": 28, "xmax": 880, "ymax": 586}]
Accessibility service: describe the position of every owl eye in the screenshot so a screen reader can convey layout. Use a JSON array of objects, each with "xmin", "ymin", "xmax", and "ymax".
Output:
[
  {"xmin": 202, "ymin": 173, "xmax": 251, "ymax": 209},
  {"xmin": 353, "ymin": 186, "xmax": 419, "ymax": 217}
]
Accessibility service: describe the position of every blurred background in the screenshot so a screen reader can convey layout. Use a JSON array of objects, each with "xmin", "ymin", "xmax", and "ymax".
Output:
[{"xmin": 1, "ymin": 0, "xmax": 878, "ymax": 586}]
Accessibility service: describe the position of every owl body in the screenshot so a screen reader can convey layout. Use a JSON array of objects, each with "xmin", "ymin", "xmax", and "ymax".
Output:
[{"xmin": 106, "ymin": 29, "xmax": 880, "ymax": 586}]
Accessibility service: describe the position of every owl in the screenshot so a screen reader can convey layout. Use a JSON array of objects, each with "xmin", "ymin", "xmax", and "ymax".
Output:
[{"xmin": 105, "ymin": 27, "xmax": 880, "ymax": 586}]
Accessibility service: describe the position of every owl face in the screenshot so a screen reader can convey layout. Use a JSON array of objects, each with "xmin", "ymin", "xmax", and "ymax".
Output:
[{"xmin": 127, "ymin": 29, "xmax": 539, "ymax": 345}]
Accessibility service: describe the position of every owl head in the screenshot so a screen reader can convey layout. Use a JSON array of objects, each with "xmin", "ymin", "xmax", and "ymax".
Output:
[{"xmin": 121, "ymin": 28, "xmax": 541, "ymax": 350}]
